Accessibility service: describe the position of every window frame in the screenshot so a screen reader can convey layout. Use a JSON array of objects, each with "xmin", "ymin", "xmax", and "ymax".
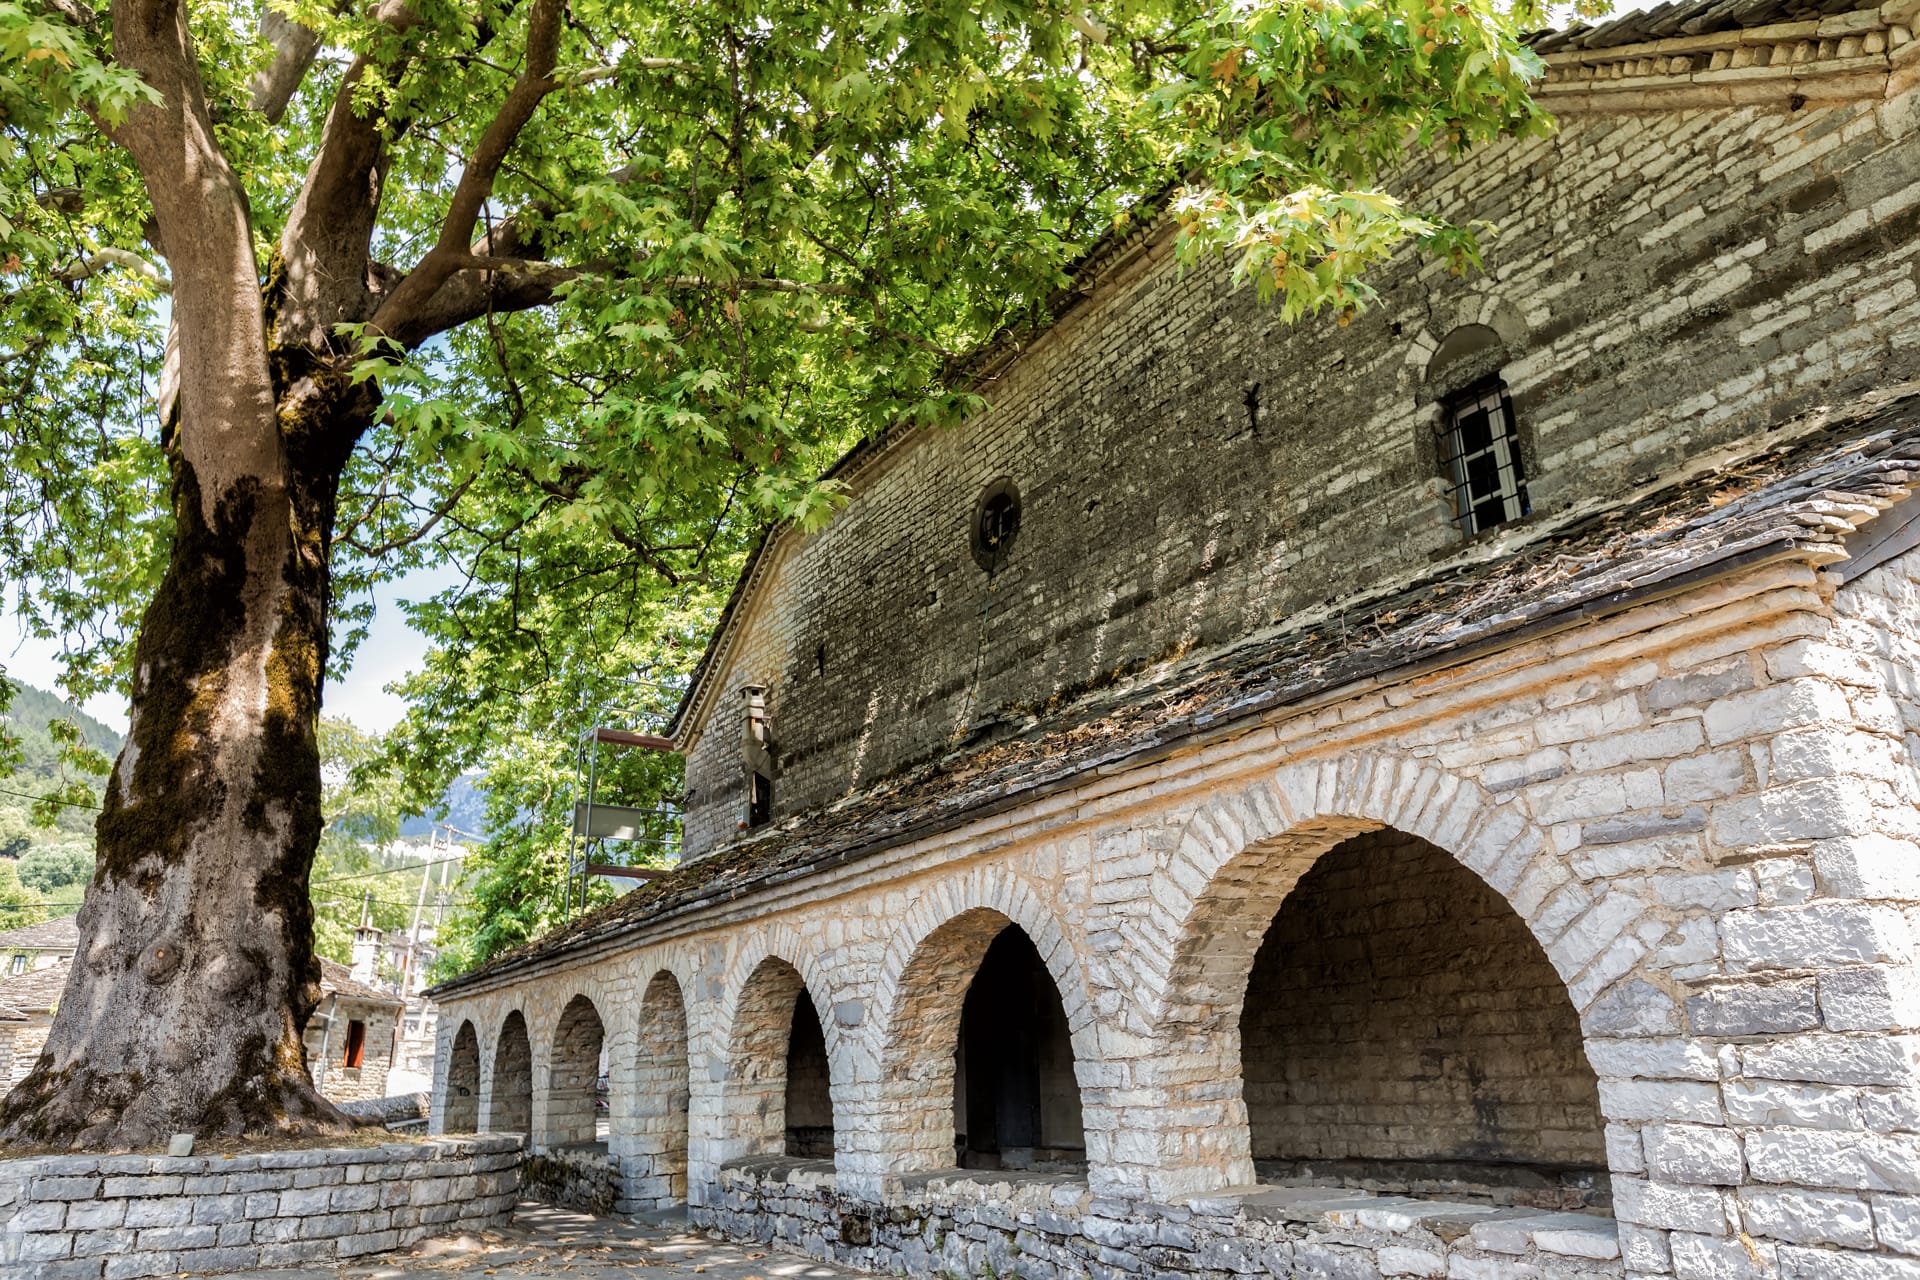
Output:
[
  {"xmin": 342, "ymin": 1018, "xmax": 367, "ymax": 1069},
  {"xmin": 1441, "ymin": 378, "xmax": 1530, "ymax": 539}
]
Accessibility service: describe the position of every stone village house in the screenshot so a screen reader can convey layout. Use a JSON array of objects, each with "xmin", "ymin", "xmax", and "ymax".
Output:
[{"xmin": 428, "ymin": 1, "xmax": 1920, "ymax": 1275}]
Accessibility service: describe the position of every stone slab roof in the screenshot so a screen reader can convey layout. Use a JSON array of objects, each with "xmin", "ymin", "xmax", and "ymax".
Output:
[
  {"xmin": 319, "ymin": 958, "xmax": 405, "ymax": 1009},
  {"xmin": 433, "ymin": 384, "xmax": 1920, "ymax": 997},
  {"xmin": 1532, "ymin": 0, "xmax": 1887, "ymax": 53},
  {"xmin": 0, "ymin": 916, "xmax": 79, "ymax": 952},
  {"xmin": 0, "ymin": 959, "xmax": 74, "ymax": 1015}
]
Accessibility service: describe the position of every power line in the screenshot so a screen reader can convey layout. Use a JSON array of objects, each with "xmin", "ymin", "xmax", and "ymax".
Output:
[{"xmin": 0, "ymin": 786, "xmax": 101, "ymax": 811}]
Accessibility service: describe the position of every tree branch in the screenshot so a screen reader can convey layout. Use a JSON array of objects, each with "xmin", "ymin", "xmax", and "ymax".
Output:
[
  {"xmin": 248, "ymin": 7, "xmax": 324, "ymax": 122},
  {"xmin": 53, "ymin": 248, "xmax": 172, "ymax": 291},
  {"xmin": 275, "ymin": 0, "xmax": 427, "ymax": 348},
  {"xmin": 369, "ymin": 0, "xmax": 567, "ymax": 340},
  {"xmin": 393, "ymin": 257, "xmax": 864, "ymax": 346}
]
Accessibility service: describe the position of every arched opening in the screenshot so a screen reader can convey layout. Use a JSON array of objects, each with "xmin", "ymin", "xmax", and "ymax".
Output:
[
  {"xmin": 630, "ymin": 970, "xmax": 691, "ymax": 1205},
  {"xmin": 549, "ymin": 994, "xmax": 608, "ymax": 1149},
  {"xmin": 728, "ymin": 956, "xmax": 835, "ymax": 1160},
  {"xmin": 956, "ymin": 925, "xmax": 1084, "ymax": 1170},
  {"xmin": 1241, "ymin": 828, "xmax": 1605, "ymax": 1205},
  {"xmin": 444, "ymin": 1020, "xmax": 480, "ymax": 1132},
  {"xmin": 785, "ymin": 994, "xmax": 834, "ymax": 1158},
  {"xmin": 490, "ymin": 1010, "xmax": 533, "ymax": 1136},
  {"xmin": 879, "ymin": 908, "xmax": 1089, "ymax": 1177}
]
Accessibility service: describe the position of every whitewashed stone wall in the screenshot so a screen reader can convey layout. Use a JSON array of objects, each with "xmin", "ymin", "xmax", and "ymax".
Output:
[{"xmin": 431, "ymin": 545, "xmax": 1920, "ymax": 1279}]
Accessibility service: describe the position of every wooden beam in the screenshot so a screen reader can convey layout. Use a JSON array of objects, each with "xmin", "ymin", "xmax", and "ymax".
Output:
[
  {"xmin": 583, "ymin": 863, "xmax": 669, "ymax": 881},
  {"xmin": 592, "ymin": 727, "xmax": 675, "ymax": 751}
]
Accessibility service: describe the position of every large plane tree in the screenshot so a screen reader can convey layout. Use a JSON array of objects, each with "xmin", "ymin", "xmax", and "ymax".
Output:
[{"xmin": 0, "ymin": 0, "xmax": 1547, "ymax": 1145}]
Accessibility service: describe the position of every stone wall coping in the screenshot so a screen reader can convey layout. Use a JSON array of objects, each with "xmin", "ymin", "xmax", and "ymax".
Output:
[
  {"xmin": 0, "ymin": 1135, "xmax": 525, "ymax": 1279},
  {"xmin": 0, "ymin": 1133, "xmax": 522, "ymax": 1181},
  {"xmin": 1537, "ymin": 13, "xmax": 1914, "ymax": 110}
]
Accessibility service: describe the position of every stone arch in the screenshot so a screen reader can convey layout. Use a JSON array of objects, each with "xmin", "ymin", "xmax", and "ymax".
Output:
[
  {"xmin": 876, "ymin": 906, "xmax": 1088, "ymax": 1177},
  {"xmin": 718, "ymin": 951, "xmax": 838, "ymax": 1162},
  {"xmin": 1240, "ymin": 828, "xmax": 1605, "ymax": 1189},
  {"xmin": 444, "ymin": 1019, "xmax": 480, "ymax": 1132},
  {"xmin": 488, "ymin": 1009, "xmax": 533, "ymax": 1137},
  {"xmin": 627, "ymin": 968, "xmax": 692, "ymax": 1207},
  {"xmin": 1115, "ymin": 755, "xmax": 1605, "ymax": 1199},
  {"xmin": 873, "ymin": 871, "xmax": 1097, "ymax": 1063},
  {"xmin": 546, "ymin": 993, "xmax": 607, "ymax": 1148}
]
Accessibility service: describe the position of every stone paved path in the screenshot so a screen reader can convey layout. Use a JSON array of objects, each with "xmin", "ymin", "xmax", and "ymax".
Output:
[{"xmin": 212, "ymin": 1204, "xmax": 868, "ymax": 1280}]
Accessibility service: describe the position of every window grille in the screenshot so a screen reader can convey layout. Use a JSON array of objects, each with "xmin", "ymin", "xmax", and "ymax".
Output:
[{"xmin": 1442, "ymin": 380, "xmax": 1529, "ymax": 537}]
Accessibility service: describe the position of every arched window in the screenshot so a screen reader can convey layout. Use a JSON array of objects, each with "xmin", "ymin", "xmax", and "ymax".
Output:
[
  {"xmin": 1441, "ymin": 379, "xmax": 1529, "ymax": 537},
  {"xmin": 1424, "ymin": 324, "xmax": 1531, "ymax": 540}
]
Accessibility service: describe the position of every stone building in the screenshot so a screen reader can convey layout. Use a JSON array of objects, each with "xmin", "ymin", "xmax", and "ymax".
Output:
[
  {"xmin": 300, "ymin": 959, "xmax": 405, "ymax": 1104},
  {"xmin": 0, "ymin": 915, "xmax": 79, "ymax": 977},
  {"xmin": 428, "ymin": 2, "xmax": 1920, "ymax": 1276},
  {"xmin": 0, "ymin": 961, "xmax": 67, "ymax": 1090}
]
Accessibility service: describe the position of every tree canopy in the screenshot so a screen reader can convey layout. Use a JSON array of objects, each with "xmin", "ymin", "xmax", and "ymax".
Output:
[
  {"xmin": 0, "ymin": 0, "xmax": 1556, "ymax": 1142},
  {"xmin": 4, "ymin": 0, "xmax": 1552, "ymax": 723}
]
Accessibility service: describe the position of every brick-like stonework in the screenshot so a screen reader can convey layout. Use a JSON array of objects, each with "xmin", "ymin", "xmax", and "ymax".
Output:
[
  {"xmin": 428, "ymin": 24, "xmax": 1920, "ymax": 1280},
  {"xmin": 0, "ymin": 1135, "xmax": 521, "ymax": 1279},
  {"xmin": 674, "ymin": 41, "xmax": 1920, "ymax": 854}
]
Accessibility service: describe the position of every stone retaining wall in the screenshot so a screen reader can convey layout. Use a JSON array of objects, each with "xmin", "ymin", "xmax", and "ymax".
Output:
[
  {"xmin": 699, "ymin": 1159, "xmax": 1625, "ymax": 1280},
  {"xmin": 0, "ymin": 1133, "xmax": 523, "ymax": 1279},
  {"xmin": 525, "ymin": 1142, "xmax": 619, "ymax": 1215}
]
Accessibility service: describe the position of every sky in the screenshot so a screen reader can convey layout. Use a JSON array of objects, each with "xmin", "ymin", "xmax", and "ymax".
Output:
[{"xmin": 3, "ymin": 566, "xmax": 456, "ymax": 735}]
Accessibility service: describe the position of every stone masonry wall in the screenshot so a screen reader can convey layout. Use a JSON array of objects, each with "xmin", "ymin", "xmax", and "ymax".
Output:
[
  {"xmin": 702, "ymin": 1160, "xmax": 1625, "ymax": 1280},
  {"xmin": 432, "ymin": 538, "xmax": 1920, "ymax": 1279},
  {"xmin": 0, "ymin": 1134, "xmax": 522, "ymax": 1279},
  {"xmin": 679, "ymin": 74, "xmax": 1920, "ymax": 855},
  {"xmin": 1242, "ymin": 829, "xmax": 1608, "ymax": 1172}
]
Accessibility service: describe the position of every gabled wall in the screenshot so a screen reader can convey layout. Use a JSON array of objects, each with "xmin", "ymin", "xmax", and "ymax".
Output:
[{"xmin": 678, "ymin": 78, "xmax": 1920, "ymax": 858}]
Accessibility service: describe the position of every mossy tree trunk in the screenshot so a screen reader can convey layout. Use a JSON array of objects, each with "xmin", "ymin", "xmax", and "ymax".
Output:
[
  {"xmin": 0, "ymin": 0, "xmax": 568, "ymax": 1148},
  {"xmin": 0, "ymin": 357, "xmax": 377, "ymax": 1147},
  {"xmin": 0, "ymin": 0, "xmax": 388, "ymax": 1146}
]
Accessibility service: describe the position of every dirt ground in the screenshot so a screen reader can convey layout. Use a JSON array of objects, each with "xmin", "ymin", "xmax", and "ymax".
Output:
[{"xmin": 206, "ymin": 1203, "xmax": 866, "ymax": 1280}]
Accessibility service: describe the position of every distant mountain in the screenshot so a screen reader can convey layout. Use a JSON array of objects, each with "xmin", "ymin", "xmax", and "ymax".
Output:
[
  {"xmin": 399, "ymin": 773, "xmax": 488, "ymax": 839},
  {"xmin": 0, "ymin": 680, "xmax": 123, "ymax": 776}
]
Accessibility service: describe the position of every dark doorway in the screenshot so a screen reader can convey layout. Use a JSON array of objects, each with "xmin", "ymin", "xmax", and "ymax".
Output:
[
  {"xmin": 785, "ymin": 993, "xmax": 834, "ymax": 1158},
  {"xmin": 954, "ymin": 926, "xmax": 1084, "ymax": 1170}
]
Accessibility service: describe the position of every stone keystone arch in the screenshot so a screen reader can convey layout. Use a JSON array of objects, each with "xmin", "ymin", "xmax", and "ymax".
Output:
[
  {"xmin": 1112, "ymin": 753, "xmax": 1592, "ymax": 1200},
  {"xmin": 712, "ymin": 936, "xmax": 844, "ymax": 1172},
  {"xmin": 858, "ymin": 871, "xmax": 1109, "ymax": 1193}
]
